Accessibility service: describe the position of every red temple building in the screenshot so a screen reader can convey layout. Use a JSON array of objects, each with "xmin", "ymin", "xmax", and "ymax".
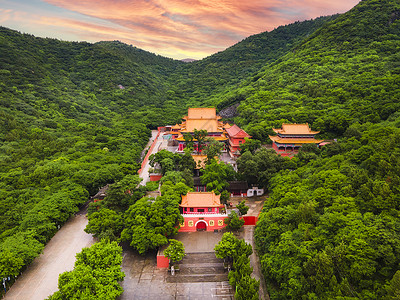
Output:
[
  {"xmin": 269, "ymin": 123, "xmax": 323, "ymax": 157},
  {"xmin": 226, "ymin": 124, "xmax": 252, "ymax": 157},
  {"xmin": 179, "ymin": 192, "xmax": 227, "ymax": 232},
  {"xmin": 172, "ymin": 108, "xmax": 250, "ymax": 157},
  {"xmin": 175, "ymin": 108, "xmax": 228, "ymax": 153}
]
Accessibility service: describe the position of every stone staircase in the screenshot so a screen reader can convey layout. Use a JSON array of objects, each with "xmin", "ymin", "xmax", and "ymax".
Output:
[{"xmin": 166, "ymin": 252, "xmax": 228, "ymax": 283}]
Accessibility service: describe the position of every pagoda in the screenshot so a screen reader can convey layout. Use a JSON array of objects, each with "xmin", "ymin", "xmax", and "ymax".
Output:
[
  {"xmin": 179, "ymin": 192, "xmax": 227, "ymax": 232},
  {"xmin": 175, "ymin": 108, "xmax": 228, "ymax": 152},
  {"xmin": 269, "ymin": 123, "xmax": 323, "ymax": 156}
]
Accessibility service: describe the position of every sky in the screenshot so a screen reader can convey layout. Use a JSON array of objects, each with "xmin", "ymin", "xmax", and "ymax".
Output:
[{"xmin": 0, "ymin": 0, "xmax": 360, "ymax": 60}]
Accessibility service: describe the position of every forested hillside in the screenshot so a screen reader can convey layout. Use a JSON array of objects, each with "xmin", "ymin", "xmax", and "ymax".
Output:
[
  {"xmin": 242, "ymin": 0, "xmax": 400, "ymax": 298},
  {"xmin": 1, "ymin": 0, "xmax": 400, "ymax": 298},
  {"xmin": 224, "ymin": 0, "xmax": 400, "ymax": 141},
  {"xmin": 166, "ymin": 15, "xmax": 339, "ymax": 107},
  {"xmin": 0, "ymin": 27, "xmax": 181, "ymax": 282}
]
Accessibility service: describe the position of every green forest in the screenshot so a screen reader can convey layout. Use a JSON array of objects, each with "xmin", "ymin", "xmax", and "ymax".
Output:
[{"xmin": 1, "ymin": 0, "xmax": 400, "ymax": 298}]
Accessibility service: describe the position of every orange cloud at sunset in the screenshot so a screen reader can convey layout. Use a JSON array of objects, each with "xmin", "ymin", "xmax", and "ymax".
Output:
[{"xmin": 3, "ymin": 0, "xmax": 360, "ymax": 59}]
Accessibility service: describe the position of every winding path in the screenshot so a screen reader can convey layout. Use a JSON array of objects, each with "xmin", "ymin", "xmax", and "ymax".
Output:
[{"xmin": 3, "ymin": 214, "xmax": 94, "ymax": 300}]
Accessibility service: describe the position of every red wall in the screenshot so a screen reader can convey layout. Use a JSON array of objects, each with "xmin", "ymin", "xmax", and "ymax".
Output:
[
  {"xmin": 179, "ymin": 215, "xmax": 227, "ymax": 232},
  {"xmin": 150, "ymin": 174, "xmax": 163, "ymax": 181},
  {"xmin": 242, "ymin": 216, "xmax": 258, "ymax": 226},
  {"xmin": 157, "ymin": 255, "xmax": 170, "ymax": 268}
]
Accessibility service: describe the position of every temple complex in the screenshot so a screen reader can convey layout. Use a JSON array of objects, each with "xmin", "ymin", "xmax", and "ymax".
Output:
[
  {"xmin": 172, "ymin": 108, "xmax": 249, "ymax": 157},
  {"xmin": 179, "ymin": 192, "xmax": 227, "ymax": 232},
  {"xmin": 269, "ymin": 123, "xmax": 323, "ymax": 157}
]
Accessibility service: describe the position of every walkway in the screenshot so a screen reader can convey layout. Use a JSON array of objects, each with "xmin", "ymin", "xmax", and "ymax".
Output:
[
  {"xmin": 139, "ymin": 130, "xmax": 162, "ymax": 186},
  {"xmin": 4, "ymin": 214, "xmax": 94, "ymax": 300},
  {"xmin": 242, "ymin": 226, "xmax": 269, "ymax": 300}
]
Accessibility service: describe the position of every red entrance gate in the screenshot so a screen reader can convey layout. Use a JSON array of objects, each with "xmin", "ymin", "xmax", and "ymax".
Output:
[{"xmin": 196, "ymin": 221, "xmax": 207, "ymax": 231}]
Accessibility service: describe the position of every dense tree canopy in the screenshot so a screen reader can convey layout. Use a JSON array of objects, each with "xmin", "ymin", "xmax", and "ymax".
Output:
[
  {"xmin": 255, "ymin": 124, "xmax": 400, "ymax": 299},
  {"xmin": 47, "ymin": 240, "xmax": 125, "ymax": 300}
]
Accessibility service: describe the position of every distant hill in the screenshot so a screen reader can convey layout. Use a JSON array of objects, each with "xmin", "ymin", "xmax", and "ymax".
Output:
[
  {"xmin": 181, "ymin": 58, "xmax": 197, "ymax": 63},
  {"xmin": 166, "ymin": 15, "xmax": 339, "ymax": 106}
]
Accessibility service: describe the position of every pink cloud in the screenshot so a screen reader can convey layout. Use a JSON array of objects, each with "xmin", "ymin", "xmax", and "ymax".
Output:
[{"xmin": 37, "ymin": 0, "xmax": 361, "ymax": 58}]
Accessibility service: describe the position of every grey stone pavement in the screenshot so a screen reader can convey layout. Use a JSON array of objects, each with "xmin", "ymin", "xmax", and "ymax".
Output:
[
  {"xmin": 3, "ymin": 215, "xmax": 95, "ymax": 300},
  {"xmin": 229, "ymin": 196, "xmax": 266, "ymax": 217},
  {"xmin": 119, "ymin": 228, "xmax": 268, "ymax": 300},
  {"xmin": 118, "ymin": 232, "xmax": 234, "ymax": 300},
  {"xmin": 119, "ymin": 250, "xmax": 234, "ymax": 300},
  {"xmin": 174, "ymin": 231, "xmax": 224, "ymax": 253}
]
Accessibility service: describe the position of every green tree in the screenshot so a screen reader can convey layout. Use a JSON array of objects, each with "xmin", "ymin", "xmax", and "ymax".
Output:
[
  {"xmin": 224, "ymin": 211, "xmax": 245, "ymax": 231},
  {"xmin": 235, "ymin": 276, "xmax": 260, "ymax": 300},
  {"xmin": 202, "ymin": 138, "xmax": 224, "ymax": 164},
  {"xmin": 386, "ymin": 270, "xmax": 400, "ymax": 300},
  {"xmin": 237, "ymin": 148, "xmax": 287, "ymax": 189},
  {"xmin": 236, "ymin": 200, "xmax": 249, "ymax": 216},
  {"xmin": 0, "ymin": 231, "xmax": 44, "ymax": 278},
  {"xmin": 121, "ymin": 191, "xmax": 183, "ymax": 254},
  {"xmin": 193, "ymin": 129, "xmax": 207, "ymax": 153},
  {"xmin": 164, "ymin": 239, "xmax": 185, "ymax": 265},
  {"xmin": 201, "ymin": 160, "xmax": 236, "ymax": 193},
  {"xmin": 183, "ymin": 133, "xmax": 194, "ymax": 151},
  {"xmin": 239, "ymin": 138, "xmax": 261, "ymax": 155},
  {"xmin": 85, "ymin": 208, "xmax": 124, "ymax": 241},
  {"xmin": 215, "ymin": 232, "xmax": 238, "ymax": 260},
  {"xmin": 47, "ymin": 240, "xmax": 125, "ymax": 300}
]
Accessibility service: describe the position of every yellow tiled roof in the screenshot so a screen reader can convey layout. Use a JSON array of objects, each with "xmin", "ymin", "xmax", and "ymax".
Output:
[
  {"xmin": 269, "ymin": 135, "xmax": 323, "ymax": 144},
  {"xmin": 180, "ymin": 119, "xmax": 222, "ymax": 133},
  {"xmin": 272, "ymin": 123, "xmax": 319, "ymax": 135},
  {"xmin": 180, "ymin": 192, "xmax": 223, "ymax": 208},
  {"xmin": 187, "ymin": 108, "xmax": 217, "ymax": 119}
]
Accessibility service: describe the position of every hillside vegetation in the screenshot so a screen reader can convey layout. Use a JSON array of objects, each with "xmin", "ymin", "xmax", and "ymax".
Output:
[{"xmin": 1, "ymin": 0, "xmax": 400, "ymax": 298}]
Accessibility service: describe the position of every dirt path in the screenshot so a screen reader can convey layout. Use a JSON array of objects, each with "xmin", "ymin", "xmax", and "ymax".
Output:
[
  {"xmin": 4, "ymin": 214, "xmax": 94, "ymax": 300},
  {"xmin": 243, "ymin": 226, "xmax": 270, "ymax": 300}
]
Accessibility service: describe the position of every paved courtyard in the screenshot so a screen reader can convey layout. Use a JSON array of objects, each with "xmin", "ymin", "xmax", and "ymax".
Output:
[{"xmin": 119, "ymin": 244, "xmax": 234, "ymax": 300}]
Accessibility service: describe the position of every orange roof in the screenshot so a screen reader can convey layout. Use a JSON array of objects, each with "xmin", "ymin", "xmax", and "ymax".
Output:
[
  {"xmin": 187, "ymin": 108, "xmax": 218, "ymax": 119},
  {"xmin": 226, "ymin": 124, "xmax": 251, "ymax": 138},
  {"xmin": 181, "ymin": 119, "xmax": 222, "ymax": 132},
  {"xmin": 171, "ymin": 124, "xmax": 181, "ymax": 129},
  {"xmin": 269, "ymin": 135, "xmax": 323, "ymax": 144},
  {"xmin": 272, "ymin": 123, "xmax": 319, "ymax": 135},
  {"xmin": 223, "ymin": 123, "xmax": 232, "ymax": 129},
  {"xmin": 179, "ymin": 108, "xmax": 224, "ymax": 133},
  {"xmin": 180, "ymin": 192, "xmax": 223, "ymax": 208}
]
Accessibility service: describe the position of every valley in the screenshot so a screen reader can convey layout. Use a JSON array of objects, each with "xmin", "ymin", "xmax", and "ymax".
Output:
[{"xmin": 1, "ymin": 0, "xmax": 400, "ymax": 299}]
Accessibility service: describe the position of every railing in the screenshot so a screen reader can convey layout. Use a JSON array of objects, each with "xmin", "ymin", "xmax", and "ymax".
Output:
[
  {"xmin": 183, "ymin": 211, "xmax": 218, "ymax": 215},
  {"xmin": 181, "ymin": 213, "xmax": 228, "ymax": 217}
]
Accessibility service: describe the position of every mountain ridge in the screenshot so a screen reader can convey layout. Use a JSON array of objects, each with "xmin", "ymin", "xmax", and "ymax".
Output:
[{"xmin": 1, "ymin": 0, "xmax": 400, "ymax": 298}]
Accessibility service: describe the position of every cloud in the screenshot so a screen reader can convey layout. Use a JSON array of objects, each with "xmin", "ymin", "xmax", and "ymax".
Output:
[{"xmin": 27, "ymin": 0, "xmax": 361, "ymax": 58}]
